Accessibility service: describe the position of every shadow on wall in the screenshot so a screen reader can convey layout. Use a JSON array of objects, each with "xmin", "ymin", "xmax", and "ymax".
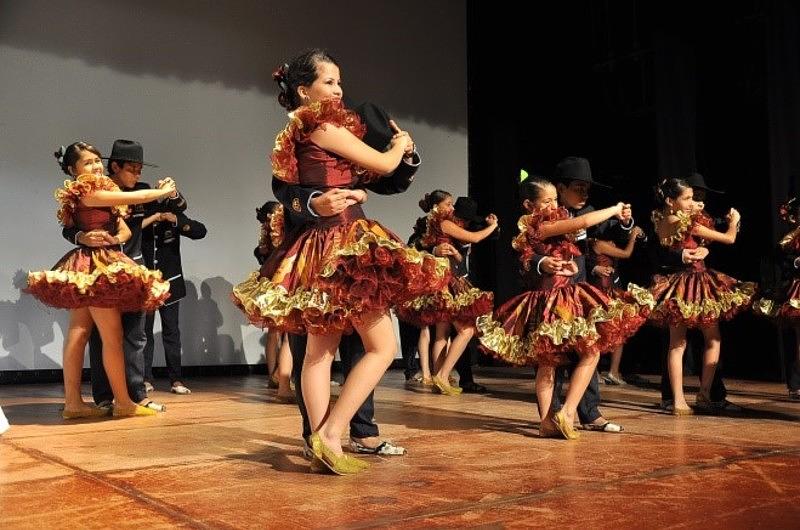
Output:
[
  {"xmin": 0, "ymin": 271, "xmax": 254, "ymax": 371},
  {"xmin": 0, "ymin": 270, "xmax": 70, "ymax": 370},
  {"xmin": 0, "ymin": 0, "xmax": 467, "ymax": 130},
  {"xmin": 179, "ymin": 277, "xmax": 249, "ymax": 366}
]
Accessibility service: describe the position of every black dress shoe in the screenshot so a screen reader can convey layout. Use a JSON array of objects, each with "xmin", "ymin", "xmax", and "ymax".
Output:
[{"xmin": 460, "ymin": 382, "xmax": 488, "ymax": 394}]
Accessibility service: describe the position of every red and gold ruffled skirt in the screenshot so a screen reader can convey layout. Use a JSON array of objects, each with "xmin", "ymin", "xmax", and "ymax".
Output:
[
  {"xmin": 26, "ymin": 247, "xmax": 170, "ymax": 312},
  {"xmin": 395, "ymin": 275, "xmax": 493, "ymax": 327},
  {"xmin": 231, "ymin": 218, "xmax": 450, "ymax": 335},
  {"xmin": 648, "ymin": 269, "xmax": 756, "ymax": 328},
  {"xmin": 753, "ymin": 278, "xmax": 800, "ymax": 322},
  {"xmin": 477, "ymin": 283, "xmax": 654, "ymax": 367}
]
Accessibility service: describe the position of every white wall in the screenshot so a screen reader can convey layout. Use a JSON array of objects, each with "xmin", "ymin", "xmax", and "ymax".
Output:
[{"xmin": 0, "ymin": 0, "xmax": 467, "ymax": 370}]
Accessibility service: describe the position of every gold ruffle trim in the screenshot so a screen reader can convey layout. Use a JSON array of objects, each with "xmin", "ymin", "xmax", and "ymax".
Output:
[
  {"xmin": 652, "ymin": 209, "xmax": 693, "ymax": 247},
  {"xmin": 258, "ymin": 204, "xmax": 285, "ymax": 251},
  {"xmin": 419, "ymin": 206, "xmax": 460, "ymax": 250},
  {"xmin": 232, "ymin": 271, "xmax": 341, "ymax": 326},
  {"xmin": 401, "ymin": 285, "xmax": 492, "ymax": 313},
  {"xmin": 476, "ymin": 313, "xmax": 535, "ymax": 365},
  {"xmin": 234, "ymin": 224, "xmax": 450, "ymax": 325},
  {"xmin": 55, "ymin": 173, "xmax": 128, "ymax": 226},
  {"xmin": 753, "ymin": 297, "xmax": 800, "ymax": 317},
  {"xmin": 511, "ymin": 214, "xmax": 534, "ymax": 254},
  {"xmin": 271, "ymin": 99, "xmax": 373, "ymax": 183},
  {"xmin": 753, "ymin": 298, "xmax": 776, "ymax": 317},
  {"xmin": 477, "ymin": 284, "xmax": 655, "ymax": 365},
  {"xmin": 780, "ymin": 227, "xmax": 800, "ymax": 251},
  {"xmin": 419, "ymin": 207, "xmax": 440, "ymax": 250},
  {"xmin": 511, "ymin": 209, "xmax": 574, "ymax": 271},
  {"xmin": 654, "ymin": 281, "xmax": 756, "ymax": 320},
  {"xmin": 28, "ymin": 255, "xmax": 169, "ymax": 299},
  {"xmin": 319, "ymin": 222, "xmax": 449, "ymax": 280},
  {"xmin": 269, "ymin": 204, "xmax": 285, "ymax": 247}
]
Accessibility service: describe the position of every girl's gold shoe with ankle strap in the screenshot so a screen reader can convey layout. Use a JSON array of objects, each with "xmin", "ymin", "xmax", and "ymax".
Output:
[{"xmin": 309, "ymin": 433, "xmax": 369, "ymax": 475}]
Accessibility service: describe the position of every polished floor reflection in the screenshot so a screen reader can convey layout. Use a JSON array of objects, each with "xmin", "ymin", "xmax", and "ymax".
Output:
[{"xmin": 1, "ymin": 370, "xmax": 799, "ymax": 529}]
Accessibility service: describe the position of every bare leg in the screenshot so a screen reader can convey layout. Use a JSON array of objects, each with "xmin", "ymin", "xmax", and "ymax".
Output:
[
  {"xmin": 265, "ymin": 329, "xmax": 280, "ymax": 379},
  {"xmin": 608, "ymin": 346, "xmax": 624, "ymax": 378},
  {"xmin": 559, "ymin": 351, "xmax": 600, "ymax": 424},
  {"xmin": 430, "ymin": 322, "xmax": 450, "ymax": 374},
  {"xmin": 276, "ymin": 333, "xmax": 293, "ymax": 396},
  {"xmin": 434, "ymin": 321, "xmax": 475, "ymax": 380},
  {"xmin": 317, "ymin": 312, "xmax": 396, "ymax": 457},
  {"xmin": 699, "ymin": 323, "xmax": 721, "ymax": 398},
  {"xmin": 302, "ymin": 332, "xmax": 341, "ymax": 433},
  {"xmin": 418, "ymin": 326, "xmax": 431, "ymax": 380},
  {"xmin": 62, "ymin": 308, "xmax": 96, "ymax": 412},
  {"xmin": 87, "ymin": 307, "xmax": 139, "ymax": 410},
  {"xmin": 535, "ymin": 365, "xmax": 555, "ymax": 421},
  {"xmin": 668, "ymin": 325, "xmax": 689, "ymax": 409}
]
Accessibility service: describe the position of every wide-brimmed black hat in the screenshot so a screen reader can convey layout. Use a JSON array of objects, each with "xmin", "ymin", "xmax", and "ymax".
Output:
[
  {"xmin": 685, "ymin": 172, "xmax": 723, "ymax": 194},
  {"xmin": 554, "ymin": 156, "xmax": 610, "ymax": 188},
  {"xmin": 453, "ymin": 196, "xmax": 483, "ymax": 225},
  {"xmin": 106, "ymin": 139, "xmax": 158, "ymax": 167},
  {"xmin": 352, "ymin": 102, "xmax": 394, "ymax": 151}
]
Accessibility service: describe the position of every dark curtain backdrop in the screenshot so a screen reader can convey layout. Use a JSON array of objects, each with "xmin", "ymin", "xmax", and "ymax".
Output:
[{"xmin": 468, "ymin": 0, "xmax": 800, "ymax": 381}]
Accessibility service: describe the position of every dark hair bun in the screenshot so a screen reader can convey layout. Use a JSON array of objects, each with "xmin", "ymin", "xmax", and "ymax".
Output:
[
  {"xmin": 418, "ymin": 190, "xmax": 450, "ymax": 213},
  {"xmin": 418, "ymin": 193, "xmax": 431, "ymax": 212}
]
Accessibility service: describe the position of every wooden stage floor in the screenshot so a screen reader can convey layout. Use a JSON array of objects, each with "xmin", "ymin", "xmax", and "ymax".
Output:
[{"xmin": 1, "ymin": 369, "xmax": 799, "ymax": 529}]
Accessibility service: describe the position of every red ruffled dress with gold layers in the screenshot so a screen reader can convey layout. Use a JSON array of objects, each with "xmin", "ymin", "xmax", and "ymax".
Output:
[
  {"xmin": 477, "ymin": 208, "xmax": 653, "ymax": 366},
  {"xmin": 648, "ymin": 210, "xmax": 755, "ymax": 327},
  {"xmin": 26, "ymin": 174, "xmax": 170, "ymax": 312},
  {"xmin": 395, "ymin": 207, "xmax": 493, "ymax": 326},
  {"xmin": 754, "ymin": 226, "xmax": 800, "ymax": 321},
  {"xmin": 232, "ymin": 99, "xmax": 450, "ymax": 335}
]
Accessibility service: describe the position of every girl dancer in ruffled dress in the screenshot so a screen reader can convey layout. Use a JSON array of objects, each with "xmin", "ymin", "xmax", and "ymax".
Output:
[
  {"xmin": 479, "ymin": 177, "xmax": 653, "ymax": 439},
  {"xmin": 649, "ymin": 178, "xmax": 755, "ymax": 414},
  {"xmin": 27, "ymin": 142, "xmax": 174, "ymax": 418},
  {"xmin": 397, "ymin": 190, "xmax": 496, "ymax": 395},
  {"xmin": 232, "ymin": 49, "xmax": 449, "ymax": 473}
]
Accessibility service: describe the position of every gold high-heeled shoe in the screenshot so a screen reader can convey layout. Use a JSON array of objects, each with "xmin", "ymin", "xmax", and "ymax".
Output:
[
  {"xmin": 309, "ymin": 433, "xmax": 368, "ymax": 475},
  {"xmin": 432, "ymin": 376, "xmax": 462, "ymax": 396},
  {"xmin": 553, "ymin": 410, "xmax": 580, "ymax": 440},
  {"xmin": 345, "ymin": 454, "xmax": 370, "ymax": 471},
  {"xmin": 112, "ymin": 404, "xmax": 157, "ymax": 417}
]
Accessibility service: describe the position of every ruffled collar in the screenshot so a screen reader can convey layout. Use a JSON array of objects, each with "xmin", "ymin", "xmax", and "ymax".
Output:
[
  {"xmin": 419, "ymin": 206, "xmax": 457, "ymax": 249},
  {"xmin": 271, "ymin": 98, "xmax": 368, "ymax": 184},
  {"xmin": 513, "ymin": 207, "xmax": 577, "ymax": 270},
  {"xmin": 651, "ymin": 209, "xmax": 693, "ymax": 247},
  {"xmin": 55, "ymin": 173, "xmax": 128, "ymax": 227}
]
